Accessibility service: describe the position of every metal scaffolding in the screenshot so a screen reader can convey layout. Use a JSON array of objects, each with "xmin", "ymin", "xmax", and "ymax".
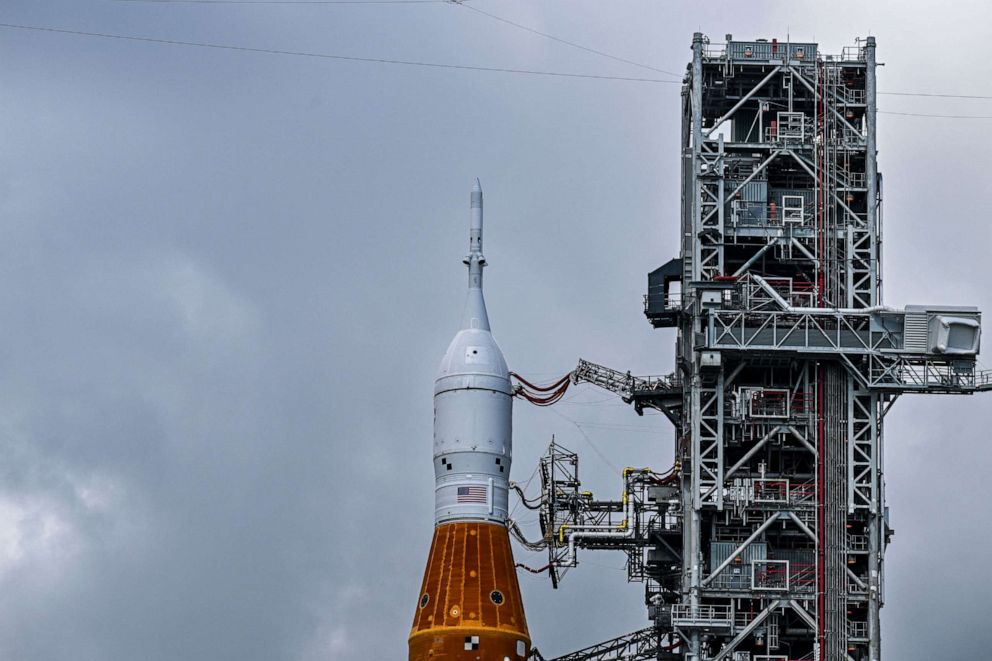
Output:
[{"xmin": 529, "ymin": 34, "xmax": 989, "ymax": 661}]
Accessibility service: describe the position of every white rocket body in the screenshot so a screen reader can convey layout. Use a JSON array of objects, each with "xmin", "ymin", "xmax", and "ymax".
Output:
[{"xmin": 432, "ymin": 180, "xmax": 513, "ymax": 525}]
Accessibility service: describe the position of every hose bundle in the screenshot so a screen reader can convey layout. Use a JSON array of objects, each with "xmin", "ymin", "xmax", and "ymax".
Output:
[
  {"xmin": 510, "ymin": 481, "xmax": 543, "ymax": 510},
  {"xmin": 507, "ymin": 519, "xmax": 549, "ymax": 551},
  {"xmin": 510, "ymin": 372, "xmax": 571, "ymax": 406}
]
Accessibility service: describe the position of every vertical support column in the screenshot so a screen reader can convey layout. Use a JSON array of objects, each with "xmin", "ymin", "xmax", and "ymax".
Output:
[
  {"xmin": 824, "ymin": 366, "xmax": 849, "ymax": 660},
  {"xmin": 717, "ymin": 133, "xmax": 726, "ymax": 278},
  {"xmin": 715, "ymin": 369, "xmax": 725, "ymax": 511},
  {"xmin": 865, "ymin": 36, "xmax": 879, "ymax": 307},
  {"xmin": 686, "ymin": 31, "xmax": 705, "ymax": 661},
  {"xmin": 815, "ymin": 59, "xmax": 826, "ymax": 305},
  {"xmin": 868, "ymin": 393, "xmax": 883, "ymax": 661},
  {"xmin": 691, "ymin": 32, "xmax": 705, "ymax": 285},
  {"xmin": 686, "ymin": 364, "xmax": 702, "ymax": 661},
  {"xmin": 845, "ymin": 224, "xmax": 855, "ymax": 309},
  {"xmin": 864, "ymin": 38, "xmax": 882, "ymax": 660}
]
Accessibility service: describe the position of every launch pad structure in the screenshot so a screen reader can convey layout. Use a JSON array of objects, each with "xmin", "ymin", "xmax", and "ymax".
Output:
[{"xmin": 526, "ymin": 34, "xmax": 991, "ymax": 661}]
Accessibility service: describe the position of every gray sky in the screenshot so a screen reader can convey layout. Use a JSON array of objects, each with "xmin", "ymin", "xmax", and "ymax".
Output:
[{"xmin": 0, "ymin": 1, "xmax": 990, "ymax": 659}]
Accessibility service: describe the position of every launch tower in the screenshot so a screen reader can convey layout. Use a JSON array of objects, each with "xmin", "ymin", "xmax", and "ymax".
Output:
[{"xmin": 531, "ymin": 34, "xmax": 991, "ymax": 661}]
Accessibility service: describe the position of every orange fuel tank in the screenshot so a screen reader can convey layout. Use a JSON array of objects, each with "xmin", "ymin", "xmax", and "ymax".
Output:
[{"xmin": 409, "ymin": 521, "xmax": 530, "ymax": 660}]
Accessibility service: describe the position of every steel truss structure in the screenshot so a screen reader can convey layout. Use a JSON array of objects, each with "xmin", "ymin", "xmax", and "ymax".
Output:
[{"xmin": 529, "ymin": 34, "xmax": 990, "ymax": 661}]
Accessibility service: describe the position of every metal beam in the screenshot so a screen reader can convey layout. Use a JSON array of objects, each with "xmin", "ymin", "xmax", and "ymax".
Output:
[
  {"xmin": 787, "ymin": 64, "xmax": 862, "ymax": 136},
  {"xmin": 787, "ymin": 599, "xmax": 817, "ymax": 631},
  {"xmin": 710, "ymin": 600, "xmax": 782, "ymax": 661},
  {"xmin": 786, "ymin": 511, "xmax": 817, "ymax": 542},
  {"xmin": 704, "ymin": 65, "xmax": 783, "ymax": 138},
  {"xmin": 701, "ymin": 149, "xmax": 782, "ymax": 226},
  {"xmin": 786, "ymin": 425, "xmax": 817, "ymax": 455},
  {"xmin": 731, "ymin": 239, "xmax": 777, "ymax": 277},
  {"xmin": 702, "ymin": 513, "xmax": 781, "ymax": 586},
  {"xmin": 847, "ymin": 566, "xmax": 867, "ymax": 590},
  {"xmin": 701, "ymin": 425, "xmax": 787, "ymax": 501}
]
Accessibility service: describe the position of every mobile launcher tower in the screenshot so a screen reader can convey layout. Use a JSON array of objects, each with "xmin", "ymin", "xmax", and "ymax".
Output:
[{"xmin": 532, "ymin": 34, "xmax": 991, "ymax": 661}]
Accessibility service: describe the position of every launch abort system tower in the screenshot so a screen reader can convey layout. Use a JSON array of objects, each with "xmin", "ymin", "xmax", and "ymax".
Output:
[{"xmin": 534, "ymin": 34, "xmax": 991, "ymax": 661}]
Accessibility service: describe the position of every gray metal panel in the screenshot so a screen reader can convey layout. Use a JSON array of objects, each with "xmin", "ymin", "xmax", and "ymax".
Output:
[
  {"xmin": 903, "ymin": 312, "xmax": 929, "ymax": 353},
  {"xmin": 741, "ymin": 180, "xmax": 768, "ymax": 203},
  {"xmin": 728, "ymin": 40, "xmax": 817, "ymax": 61},
  {"xmin": 709, "ymin": 541, "xmax": 767, "ymax": 590}
]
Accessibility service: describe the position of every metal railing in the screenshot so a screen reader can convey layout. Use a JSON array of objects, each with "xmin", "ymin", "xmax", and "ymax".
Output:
[
  {"xmin": 840, "ymin": 88, "xmax": 867, "ymax": 104},
  {"xmin": 730, "ymin": 200, "xmax": 813, "ymax": 227},
  {"xmin": 847, "ymin": 534, "xmax": 869, "ymax": 552},
  {"xmin": 867, "ymin": 357, "xmax": 991, "ymax": 392},
  {"xmin": 835, "ymin": 170, "xmax": 867, "ymax": 188},
  {"xmin": 572, "ymin": 359, "xmax": 681, "ymax": 399},
  {"xmin": 706, "ymin": 561, "xmax": 815, "ymax": 593},
  {"xmin": 848, "ymin": 620, "xmax": 869, "ymax": 639},
  {"xmin": 740, "ymin": 275, "xmax": 818, "ymax": 310},
  {"xmin": 671, "ymin": 603, "xmax": 733, "ymax": 627},
  {"xmin": 643, "ymin": 292, "xmax": 682, "ymax": 313}
]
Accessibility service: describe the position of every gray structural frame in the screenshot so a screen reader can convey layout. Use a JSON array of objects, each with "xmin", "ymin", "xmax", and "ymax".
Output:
[{"xmin": 529, "ymin": 34, "xmax": 990, "ymax": 661}]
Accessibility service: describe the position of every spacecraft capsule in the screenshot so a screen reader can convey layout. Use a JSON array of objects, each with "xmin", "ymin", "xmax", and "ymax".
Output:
[{"xmin": 409, "ymin": 180, "xmax": 531, "ymax": 661}]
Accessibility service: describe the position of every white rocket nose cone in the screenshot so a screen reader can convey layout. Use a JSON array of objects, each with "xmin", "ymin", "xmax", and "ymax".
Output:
[
  {"xmin": 437, "ymin": 328, "xmax": 510, "ymax": 383},
  {"xmin": 471, "ymin": 178, "xmax": 483, "ymax": 209}
]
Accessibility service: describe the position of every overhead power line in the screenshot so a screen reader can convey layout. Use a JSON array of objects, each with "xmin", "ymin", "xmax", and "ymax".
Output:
[
  {"xmin": 7, "ymin": 21, "xmax": 992, "ymax": 110},
  {"xmin": 115, "ymin": 2, "xmax": 992, "ymax": 102},
  {"xmin": 116, "ymin": 1, "xmax": 452, "ymax": 4},
  {"xmin": 879, "ymin": 110, "xmax": 992, "ymax": 119},
  {"xmin": 119, "ymin": 0, "xmax": 685, "ymax": 79},
  {"xmin": 111, "ymin": 1, "xmax": 992, "ymax": 98},
  {"xmin": 879, "ymin": 91, "xmax": 992, "ymax": 100},
  {"xmin": 454, "ymin": 3, "xmax": 683, "ymax": 79},
  {"xmin": 0, "ymin": 22, "xmax": 679, "ymax": 83}
]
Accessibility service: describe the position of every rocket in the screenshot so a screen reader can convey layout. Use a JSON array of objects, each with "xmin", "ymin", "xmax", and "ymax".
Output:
[{"xmin": 409, "ymin": 180, "xmax": 531, "ymax": 661}]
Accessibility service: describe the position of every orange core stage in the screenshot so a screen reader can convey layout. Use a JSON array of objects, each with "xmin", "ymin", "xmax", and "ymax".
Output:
[{"xmin": 409, "ymin": 521, "xmax": 530, "ymax": 660}]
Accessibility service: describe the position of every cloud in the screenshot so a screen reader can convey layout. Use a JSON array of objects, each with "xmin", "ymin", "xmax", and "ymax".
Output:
[{"xmin": 0, "ymin": 1, "xmax": 989, "ymax": 660}]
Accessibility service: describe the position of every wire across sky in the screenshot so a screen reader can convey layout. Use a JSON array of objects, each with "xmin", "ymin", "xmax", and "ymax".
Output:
[{"xmin": 4, "ymin": 10, "xmax": 992, "ymax": 117}]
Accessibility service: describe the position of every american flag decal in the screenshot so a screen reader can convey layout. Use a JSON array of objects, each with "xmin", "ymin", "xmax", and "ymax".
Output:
[{"xmin": 457, "ymin": 486, "xmax": 487, "ymax": 503}]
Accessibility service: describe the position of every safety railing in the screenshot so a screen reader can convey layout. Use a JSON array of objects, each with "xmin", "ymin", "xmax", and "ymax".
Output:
[
  {"xmin": 706, "ymin": 560, "xmax": 815, "ymax": 593},
  {"xmin": 838, "ymin": 87, "xmax": 867, "ymax": 104},
  {"xmin": 848, "ymin": 620, "xmax": 869, "ymax": 639},
  {"xmin": 839, "ymin": 125, "xmax": 866, "ymax": 146},
  {"xmin": 671, "ymin": 603, "xmax": 733, "ymax": 628},
  {"xmin": 847, "ymin": 574, "xmax": 869, "ymax": 595},
  {"xmin": 643, "ymin": 292, "xmax": 682, "ymax": 314},
  {"xmin": 763, "ymin": 124, "xmax": 809, "ymax": 145},
  {"xmin": 975, "ymin": 369, "xmax": 992, "ymax": 389},
  {"xmin": 835, "ymin": 170, "xmax": 867, "ymax": 188},
  {"xmin": 740, "ymin": 275, "xmax": 818, "ymax": 309},
  {"xmin": 867, "ymin": 357, "xmax": 988, "ymax": 392},
  {"xmin": 730, "ymin": 200, "xmax": 814, "ymax": 228},
  {"xmin": 847, "ymin": 534, "xmax": 869, "ymax": 552}
]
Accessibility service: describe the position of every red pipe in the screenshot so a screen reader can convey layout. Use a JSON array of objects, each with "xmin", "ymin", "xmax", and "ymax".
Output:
[
  {"xmin": 817, "ymin": 365, "xmax": 826, "ymax": 654},
  {"xmin": 510, "ymin": 372, "xmax": 570, "ymax": 392}
]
